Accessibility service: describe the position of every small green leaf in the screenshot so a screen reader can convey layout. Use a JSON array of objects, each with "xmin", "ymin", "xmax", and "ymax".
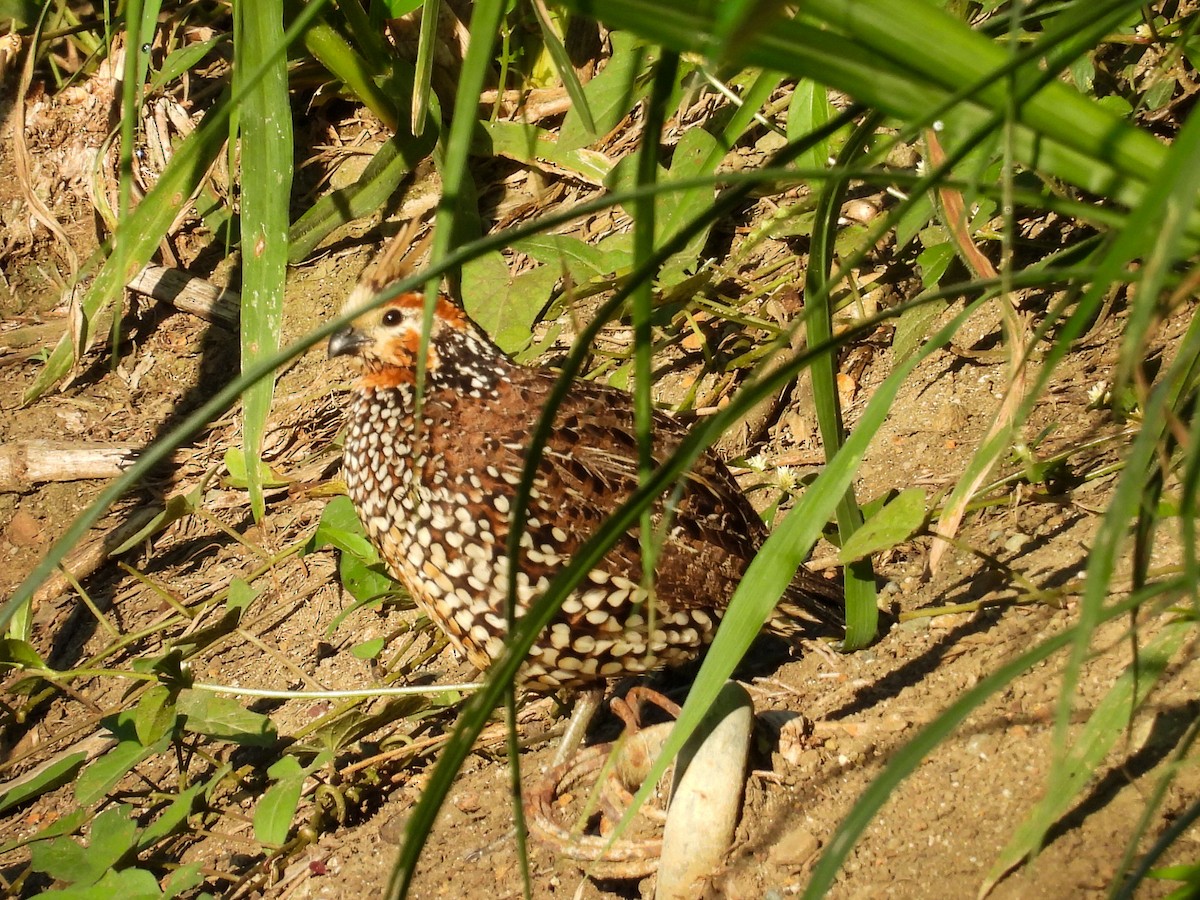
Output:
[
  {"xmin": 514, "ymin": 234, "xmax": 612, "ymax": 283},
  {"xmin": 461, "ymin": 252, "xmax": 560, "ymax": 353},
  {"xmin": 306, "ymin": 496, "xmax": 377, "ymax": 561},
  {"xmin": 255, "ymin": 756, "xmax": 306, "ymax": 845},
  {"xmin": 29, "ymin": 805, "xmax": 139, "ymax": 887},
  {"xmin": 177, "ymin": 690, "xmax": 277, "ymax": 746},
  {"xmin": 226, "ymin": 577, "xmax": 262, "ymax": 613},
  {"xmin": 351, "ymin": 637, "xmax": 386, "ymax": 660},
  {"xmin": 839, "ymin": 488, "xmax": 927, "ymax": 563},
  {"xmin": 150, "ymin": 36, "xmax": 226, "ymax": 95},
  {"xmin": 134, "ymin": 685, "xmax": 177, "ymax": 747},
  {"xmin": 222, "ymin": 448, "xmax": 289, "ymax": 490},
  {"xmin": 162, "ymin": 862, "xmax": 205, "ymax": 899},
  {"xmin": 559, "ymin": 32, "xmax": 650, "ymax": 151},
  {"xmin": 894, "ymin": 192, "xmax": 934, "ymax": 251},
  {"xmin": 109, "ymin": 493, "xmax": 199, "ymax": 555},
  {"xmin": 787, "ymin": 80, "xmax": 834, "ymax": 170},
  {"xmin": 891, "ymin": 299, "xmax": 947, "ymax": 369},
  {"xmin": 0, "ymin": 751, "xmax": 88, "ymax": 814},
  {"xmin": 339, "ymin": 554, "xmax": 394, "ymax": 604},
  {"xmin": 916, "ymin": 241, "xmax": 955, "ymax": 288},
  {"xmin": 75, "ymin": 712, "xmax": 168, "ymax": 807},
  {"xmin": 0, "ymin": 637, "xmax": 47, "ymax": 670},
  {"xmin": 137, "ymin": 782, "xmax": 206, "ymax": 850}
]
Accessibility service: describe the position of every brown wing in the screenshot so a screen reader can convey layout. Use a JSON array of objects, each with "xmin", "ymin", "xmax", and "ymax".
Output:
[{"xmin": 506, "ymin": 372, "xmax": 842, "ymax": 629}]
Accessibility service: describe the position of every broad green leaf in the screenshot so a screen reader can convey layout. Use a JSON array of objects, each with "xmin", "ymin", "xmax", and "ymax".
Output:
[
  {"xmin": 461, "ymin": 251, "xmax": 560, "ymax": 353},
  {"xmin": 133, "ymin": 684, "xmax": 177, "ymax": 747},
  {"xmin": 474, "ymin": 120, "xmax": 614, "ymax": 184},
  {"xmin": 608, "ymin": 127, "xmax": 721, "ymax": 285},
  {"xmin": 0, "ymin": 637, "xmax": 46, "ymax": 670},
  {"xmin": 75, "ymin": 712, "xmax": 168, "ymax": 806},
  {"xmin": 839, "ymin": 488, "xmax": 927, "ymax": 563},
  {"xmin": 177, "ymin": 690, "xmax": 277, "ymax": 746},
  {"xmin": 32, "ymin": 865, "xmax": 164, "ymax": 900},
  {"xmin": 137, "ymin": 782, "xmax": 206, "ymax": 849},
  {"xmin": 255, "ymin": 754, "xmax": 324, "ymax": 846},
  {"xmin": 236, "ymin": 0, "xmax": 293, "ymax": 522},
  {"xmin": 255, "ymin": 781, "xmax": 302, "ymax": 846},
  {"xmin": 339, "ymin": 554, "xmax": 394, "ymax": 603},
  {"xmin": 787, "ymin": 80, "xmax": 835, "ymax": 170},
  {"xmin": 381, "ymin": 0, "xmax": 423, "ymax": 14},
  {"xmin": 0, "ymin": 751, "xmax": 88, "ymax": 814},
  {"xmin": 559, "ymin": 31, "xmax": 650, "ymax": 151},
  {"xmin": 916, "ymin": 241, "xmax": 955, "ymax": 288},
  {"xmin": 222, "ymin": 448, "xmax": 289, "ymax": 490},
  {"xmin": 514, "ymin": 234, "xmax": 612, "ymax": 283},
  {"xmin": 306, "ymin": 495, "xmax": 377, "ymax": 561},
  {"xmin": 162, "ymin": 862, "xmax": 205, "ymax": 899},
  {"xmin": 0, "ymin": 0, "xmax": 39, "ymax": 28},
  {"xmin": 29, "ymin": 805, "xmax": 139, "ymax": 887}
]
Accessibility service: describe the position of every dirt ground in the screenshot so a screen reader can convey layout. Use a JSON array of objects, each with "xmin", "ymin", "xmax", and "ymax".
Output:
[{"xmin": 1, "ymin": 56, "xmax": 1197, "ymax": 900}]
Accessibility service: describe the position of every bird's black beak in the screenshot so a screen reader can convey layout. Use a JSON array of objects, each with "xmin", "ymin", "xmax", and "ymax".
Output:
[{"xmin": 328, "ymin": 326, "xmax": 370, "ymax": 359}]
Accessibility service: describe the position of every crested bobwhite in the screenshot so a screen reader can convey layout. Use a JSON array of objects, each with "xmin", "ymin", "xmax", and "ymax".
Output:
[{"xmin": 328, "ymin": 290, "xmax": 843, "ymax": 698}]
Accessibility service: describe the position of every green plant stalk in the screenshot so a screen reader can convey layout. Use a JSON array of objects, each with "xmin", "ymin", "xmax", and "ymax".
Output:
[
  {"xmin": 236, "ymin": 0, "xmax": 294, "ymax": 523},
  {"xmin": 411, "ymin": 0, "xmax": 439, "ymax": 135},
  {"xmin": 300, "ymin": 13, "xmax": 400, "ymax": 132},
  {"xmin": 328, "ymin": 0, "xmax": 392, "ymax": 73},
  {"xmin": 632, "ymin": 54, "xmax": 678, "ymax": 614},
  {"xmin": 806, "ymin": 112, "xmax": 879, "ymax": 650}
]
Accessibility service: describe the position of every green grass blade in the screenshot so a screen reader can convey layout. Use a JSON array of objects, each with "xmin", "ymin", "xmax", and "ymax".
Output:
[
  {"xmin": 530, "ymin": 0, "xmax": 595, "ymax": 135},
  {"xmin": 301, "ymin": 14, "xmax": 400, "ymax": 132},
  {"xmin": 236, "ymin": 0, "xmax": 293, "ymax": 523},
  {"xmin": 563, "ymin": 0, "xmax": 1175, "ymax": 210},
  {"xmin": 288, "ymin": 125, "xmax": 438, "ymax": 263},
  {"xmin": 410, "ymin": 0, "xmax": 439, "ymax": 135},
  {"xmin": 632, "ymin": 54, "xmax": 677, "ymax": 591},
  {"xmin": 804, "ymin": 112, "xmax": 880, "ymax": 650}
]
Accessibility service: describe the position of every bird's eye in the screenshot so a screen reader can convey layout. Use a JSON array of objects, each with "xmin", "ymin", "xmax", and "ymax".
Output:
[{"xmin": 381, "ymin": 309, "xmax": 403, "ymax": 327}]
